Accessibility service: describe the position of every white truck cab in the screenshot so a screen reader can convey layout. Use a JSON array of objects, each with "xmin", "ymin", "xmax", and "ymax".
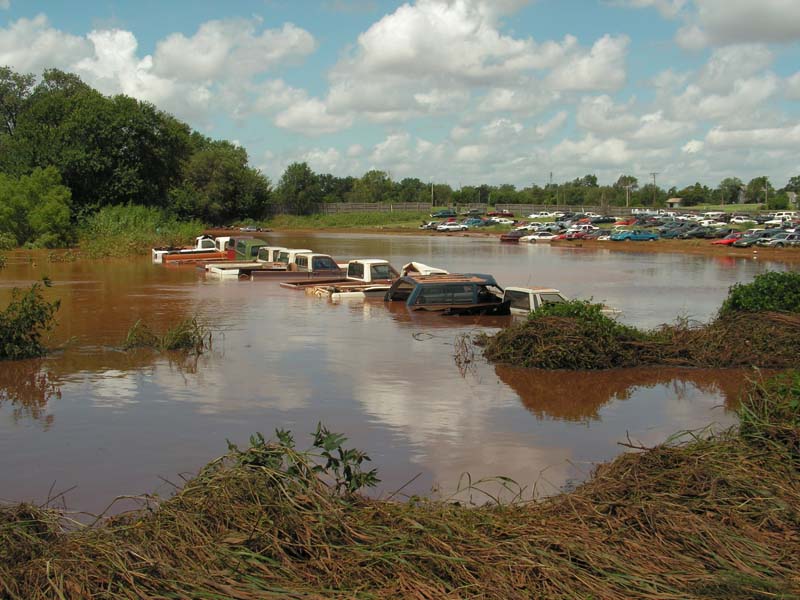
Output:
[{"xmin": 503, "ymin": 287, "xmax": 568, "ymax": 316}]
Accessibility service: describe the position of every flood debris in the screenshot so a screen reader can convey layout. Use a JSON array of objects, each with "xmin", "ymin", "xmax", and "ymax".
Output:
[
  {"xmin": 481, "ymin": 271, "xmax": 800, "ymax": 370},
  {"xmin": 1, "ymin": 374, "xmax": 799, "ymax": 599}
]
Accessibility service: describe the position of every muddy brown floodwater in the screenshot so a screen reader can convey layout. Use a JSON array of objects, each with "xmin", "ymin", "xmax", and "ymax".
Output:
[{"xmin": 0, "ymin": 233, "xmax": 794, "ymax": 513}]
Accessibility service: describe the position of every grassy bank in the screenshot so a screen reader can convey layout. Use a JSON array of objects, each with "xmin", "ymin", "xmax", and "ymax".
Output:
[
  {"xmin": 1, "ymin": 372, "xmax": 799, "ymax": 599},
  {"xmin": 79, "ymin": 205, "xmax": 204, "ymax": 258},
  {"xmin": 481, "ymin": 272, "xmax": 800, "ymax": 371},
  {"xmin": 266, "ymin": 210, "xmax": 431, "ymax": 230}
]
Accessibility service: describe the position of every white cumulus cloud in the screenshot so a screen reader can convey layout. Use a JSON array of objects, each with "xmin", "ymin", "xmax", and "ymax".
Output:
[
  {"xmin": 677, "ymin": 0, "xmax": 800, "ymax": 48},
  {"xmin": 153, "ymin": 20, "xmax": 315, "ymax": 81},
  {"xmin": 546, "ymin": 35, "xmax": 629, "ymax": 92},
  {"xmin": 0, "ymin": 14, "xmax": 90, "ymax": 72},
  {"xmin": 275, "ymin": 98, "xmax": 353, "ymax": 135}
]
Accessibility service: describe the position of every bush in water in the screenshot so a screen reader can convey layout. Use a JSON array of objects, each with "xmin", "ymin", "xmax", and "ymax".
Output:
[{"xmin": 0, "ymin": 279, "xmax": 60, "ymax": 361}]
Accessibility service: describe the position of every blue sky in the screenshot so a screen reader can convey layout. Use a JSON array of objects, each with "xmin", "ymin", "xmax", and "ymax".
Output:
[{"xmin": 1, "ymin": 0, "xmax": 799, "ymax": 189}]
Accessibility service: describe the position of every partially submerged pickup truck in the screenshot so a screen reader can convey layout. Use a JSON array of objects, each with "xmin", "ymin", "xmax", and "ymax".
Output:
[
  {"xmin": 280, "ymin": 258, "xmax": 402, "ymax": 298},
  {"xmin": 503, "ymin": 287, "xmax": 620, "ymax": 318}
]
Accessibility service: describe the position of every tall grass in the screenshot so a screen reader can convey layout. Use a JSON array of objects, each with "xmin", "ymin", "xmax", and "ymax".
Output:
[
  {"xmin": 122, "ymin": 318, "xmax": 211, "ymax": 354},
  {"xmin": 267, "ymin": 210, "xmax": 431, "ymax": 229},
  {"xmin": 79, "ymin": 205, "xmax": 204, "ymax": 257}
]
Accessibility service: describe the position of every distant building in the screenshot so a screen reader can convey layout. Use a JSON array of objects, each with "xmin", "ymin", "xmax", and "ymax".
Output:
[
  {"xmin": 789, "ymin": 192, "xmax": 798, "ymax": 208},
  {"xmin": 666, "ymin": 197, "xmax": 682, "ymax": 209}
]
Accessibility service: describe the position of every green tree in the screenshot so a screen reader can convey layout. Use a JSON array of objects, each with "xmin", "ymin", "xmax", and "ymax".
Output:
[
  {"xmin": 717, "ymin": 177, "xmax": 743, "ymax": 205},
  {"xmin": 4, "ymin": 69, "xmax": 192, "ymax": 209},
  {"xmin": 275, "ymin": 162, "xmax": 321, "ymax": 215},
  {"xmin": 745, "ymin": 176, "xmax": 774, "ymax": 204},
  {"xmin": 675, "ymin": 182, "xmax": 711, "ymax": 207},
  {"xmin": 782, "ymin": 175, "xmax": 800, "ymax": 193},
  {"xmin": 318, "ymin": 173, "xmax": 354, "ymax": 203},
  {"xmin": 0, "ymin": 167, "xmax": 73, "ymax": 247},
  {"xmin": 349, "ymin": 170, "xmax": 392, "ymax": 203},
  {"xmin": 395, "ymin": 177, "xmax": 426, "ymax": 203},
  {"xmin": 613, "ymin": 174, "xmax": 638, "ymax": 190},
  {"xmin": 172, "ymin": 141, "xmax": 271, "ymax": 223},
  {"xmin": 0, "ymin": 66, "xmax": 35, "ymax": 136}
]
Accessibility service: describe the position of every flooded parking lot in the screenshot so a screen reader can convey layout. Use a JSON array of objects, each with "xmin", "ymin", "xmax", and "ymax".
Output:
[{"xmin": 0, "ymin": 234, "xmax": 790, "ymax": 513}]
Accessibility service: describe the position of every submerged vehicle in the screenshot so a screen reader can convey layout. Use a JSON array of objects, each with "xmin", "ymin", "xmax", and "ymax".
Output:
[
  {"xmin": 384, "ymin": 273, "xmax": 510, "ymax": 315},
  {"xmin": 234, "ymin": 238, "xmax": 271, "ymax": 260},
  {"xmin": 152, "ymin": 235, "xmax": 233, "ymax": 264},
  {"xmin": 281, "ymin": 258, "xmax": 401, "ymax": 296}
]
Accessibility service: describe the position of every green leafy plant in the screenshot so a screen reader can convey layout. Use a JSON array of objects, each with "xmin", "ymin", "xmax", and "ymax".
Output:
[
  {"xmin": 0, "ymin": 278, "xmax": 60, "ymax": 361},
  {"xmin": 226, "ymin": 424, "xmax": 380, "ymax": 495},
  {"xmin": 0, "ymin": 232, "xmax": 16, "ymax": 250},
  {"xmin": 720, "ymin": 271, "xmax": 800, "ymax": 316}
]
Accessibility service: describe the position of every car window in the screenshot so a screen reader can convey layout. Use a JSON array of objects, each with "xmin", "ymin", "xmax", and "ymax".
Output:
[
  {"xmin": 505, "ymin": 290, "xmax": 530, "ymax": 311},
  {"xmin": 540, "ymin": 293, "xmax": 567, "ymax": 305},
  {"xmin": 348, "ymin": 262, "xmax": 365, "ymax": 278},
  {"xmin": 370, "ymin": 264, "xmax": 394, "ymax": 279},
  {"xmin": 312, "ymin": 256, "xmax": 337, "ymax": 270}
]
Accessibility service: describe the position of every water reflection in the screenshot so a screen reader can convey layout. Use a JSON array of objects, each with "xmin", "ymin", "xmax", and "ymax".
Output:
[
  {"xmin": 0, "ymin": 360, "xmax": 61, "ymax": 427},
  {"xmin": 496, "ymin": 366, "xmax": 750, "ymax": 423}
]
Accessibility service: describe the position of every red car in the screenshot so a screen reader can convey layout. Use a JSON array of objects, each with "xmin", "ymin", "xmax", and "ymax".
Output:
[
  {"xmin": 487, "ymin": 210, "xmax": 515, "ymax": 217},
  {"xmin": 564, "ymin": 231, "xmax": 590, "ymax": 240},
  {"xmin": 711, "ymin": 232, "xmax": 744, "ymax": 246},
  {"xmin": 614, "ymin": 218, "xmax": 636, "ymax": 226}
]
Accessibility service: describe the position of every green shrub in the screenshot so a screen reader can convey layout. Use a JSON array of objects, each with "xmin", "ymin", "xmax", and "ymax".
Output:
[
  {"xmin": 0, "ymin": 279, "xmax": 60, "ymax": 361},
  {"xmin": 719, "ymin": 271, "xmax": 800, "ymax": 316},
  {"xmin": 0, "ymin": 232, "xmax": 16, "ymax": 250},
  {"xmin": 0, "ymin": 168, "xmax": 74, "ymax": 248}
]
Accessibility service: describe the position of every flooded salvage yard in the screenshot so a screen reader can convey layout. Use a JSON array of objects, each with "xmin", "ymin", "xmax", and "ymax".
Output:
[{"xmin": 0, "ymin": 233, "xmax": 792, "ymax": 514}]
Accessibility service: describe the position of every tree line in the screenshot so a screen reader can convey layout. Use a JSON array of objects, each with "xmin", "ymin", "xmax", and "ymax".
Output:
[
  {"xmin": 1, "ymin": 66, "xmax": 798, "ymax": 247},
  {"xmin": 275, "ymin": 167, "xmax": 799, "ymax": 215}
]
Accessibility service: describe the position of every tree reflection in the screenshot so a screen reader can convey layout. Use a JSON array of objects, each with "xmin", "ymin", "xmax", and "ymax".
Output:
[
  {"xmin": 0, "ymin": 360, "xmax": 61, "ymax": 427},
  {"xmin": 495, "ymin": 365, "xmax": 754, "ymax": 423}
]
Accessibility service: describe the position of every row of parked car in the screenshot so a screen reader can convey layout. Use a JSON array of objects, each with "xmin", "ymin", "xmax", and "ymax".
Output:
[{"xmin": 422, "ymin": 207, "xmax": 800, "ymax": 248}]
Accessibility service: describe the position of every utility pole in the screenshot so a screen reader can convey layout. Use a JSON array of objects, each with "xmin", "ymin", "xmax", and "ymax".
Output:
[
  {"xmin": 430, "ymin": 180, "xmax": 434, "ymax": 207},
  {"xmin": 623, "ymin": 184, "xmax": 633, "ymax": 208},
  {"xmin": 650, "ymin": 172, "xmax": 659, "ymax": 206}
]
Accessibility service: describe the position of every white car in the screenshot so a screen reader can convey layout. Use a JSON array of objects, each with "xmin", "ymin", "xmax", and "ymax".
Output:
[
  {"xmin": 521, "ymin": 231, "xmax": 557, "ymax": 243},
  {"xmin": 436, "ymin": 222, "xmax": 467, "ymax": 232},
  {"xmin": 730, "ymin": 216, "xmax": 756, "ymax": 224},
  {"xmin": 490, "ymin": 217, "xmax": 515, "ymax": 225}
]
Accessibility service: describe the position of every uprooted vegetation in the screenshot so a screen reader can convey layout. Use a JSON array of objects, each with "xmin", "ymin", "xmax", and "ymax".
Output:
[
  {"xmin": 0, "ymin": 279, "xmax": 60, "ymax": 361},
  {"xmin": 122, "ymin": 317, "xmax": 211, "ymax": 354},
  {"xmin": 1, "ymin": 373, "xmax": 799, "ymax": 599},
  {"xmin": 481, "ymin": 271, "xmax": 800, "ymax": 370}
]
